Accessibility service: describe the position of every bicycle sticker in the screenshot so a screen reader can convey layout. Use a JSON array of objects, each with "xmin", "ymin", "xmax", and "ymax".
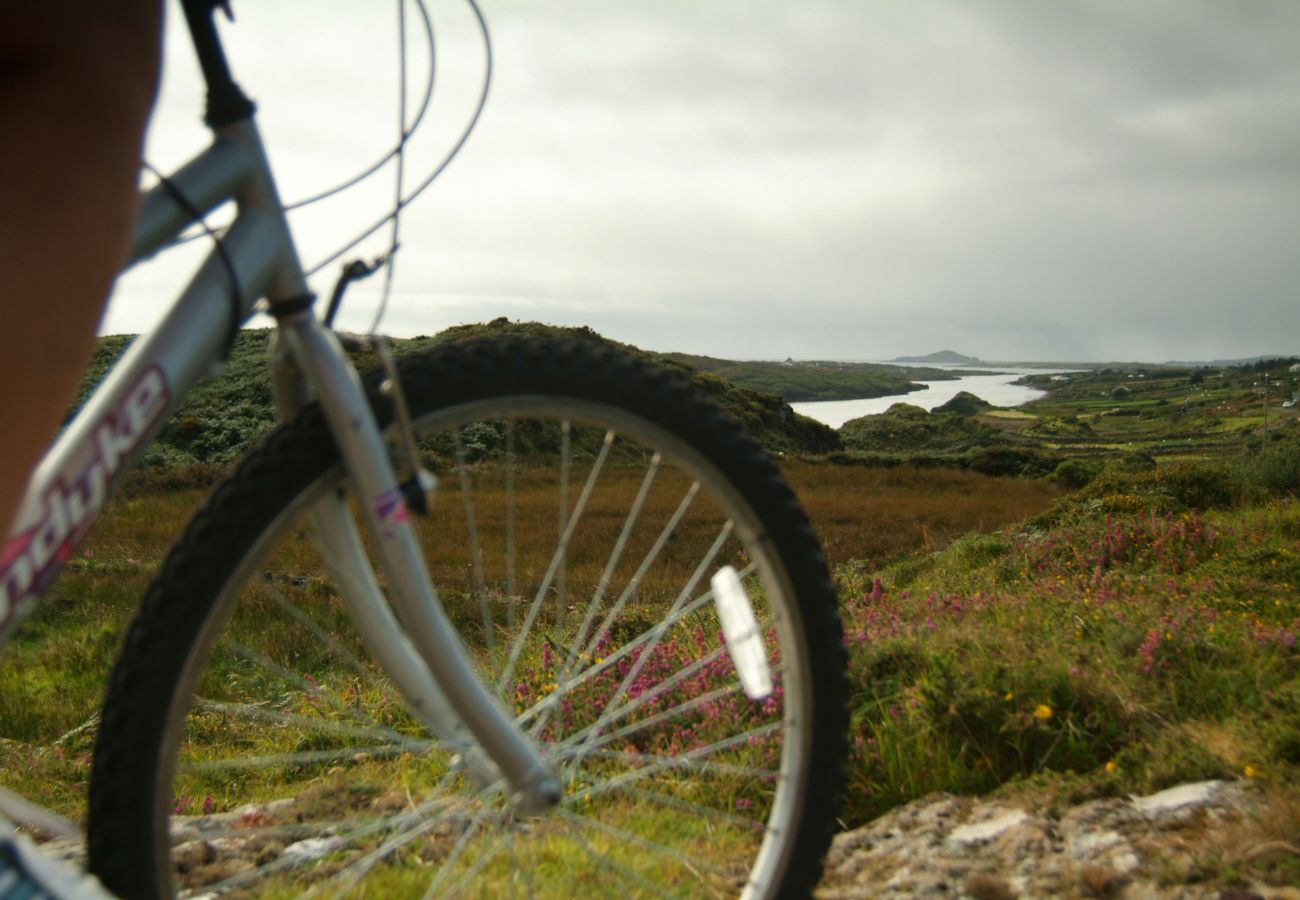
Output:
[
  {"xmin": 372, "ymin": 486, "xmax": 409, "ymax": 540},
  {"xmin": 0, "ymin": 367, "xmax": 169, "ymax": 639}
]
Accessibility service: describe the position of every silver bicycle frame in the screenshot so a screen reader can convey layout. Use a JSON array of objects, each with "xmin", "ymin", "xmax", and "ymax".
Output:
[{"xmin": 0, "ymin": 98, "xmax": 557, "ymax": 811}]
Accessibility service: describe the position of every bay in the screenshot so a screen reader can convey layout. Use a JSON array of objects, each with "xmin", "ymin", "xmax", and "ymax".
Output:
[{"xmin": 792, "ymin": 367, "xmax": 1065, "ymax": 429}]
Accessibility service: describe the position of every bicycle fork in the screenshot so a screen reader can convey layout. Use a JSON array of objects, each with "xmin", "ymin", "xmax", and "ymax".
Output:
[{"xmin": 270, "ymin": 310, "xmax": 562, "ymax": 815}]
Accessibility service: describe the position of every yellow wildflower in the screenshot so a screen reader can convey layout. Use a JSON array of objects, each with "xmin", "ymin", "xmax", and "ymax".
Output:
[
  {"xmin": 1033, "ymin": 704, "xmax": 1052, "ymax": 720},
  {"xmin": 1105, "ymin": 761, "xmax": 1116, "ymax": 774},
  {"xmin": 1244, "ymin": 765, "xmax": 1256, "ymax": 778},
  {"xmin": 1004, "ymin": 692, "xmax": 1014, "ymax": 702}
]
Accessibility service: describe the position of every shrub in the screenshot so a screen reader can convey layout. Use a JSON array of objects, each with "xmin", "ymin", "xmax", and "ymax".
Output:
[
  {"xmin": 1154, "ymin": 462, "xmax": 1236, "ymax": 510},
  {"xmin": 1234, "ymin": 440, "xmax": 1300, "ymax": 499},
  {"xmin": 965, "ymin": 446, "xmax": 1059, "ymax": 478},
  {"xmin": 1054, "ymin": 457, "xmax": 1105, "ymax": 490}
]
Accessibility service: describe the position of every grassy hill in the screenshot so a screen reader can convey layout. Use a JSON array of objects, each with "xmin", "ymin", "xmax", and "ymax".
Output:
[
  {"xmin": 75, "ymin": 322, "xmax": 842, "ymax": 467},
  {"xmin": 657, "ymin": 353, "xmax": 958, "ymax": 402}
]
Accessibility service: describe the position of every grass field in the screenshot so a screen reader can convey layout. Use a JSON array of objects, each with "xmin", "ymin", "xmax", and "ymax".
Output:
[
  {"xmin": 4, "ymin": 407, "xmax": 1298, "ymax": 891},
  {"xmin": 1, "ymin": 460, "xmax": 1056, "ymax": 815}
]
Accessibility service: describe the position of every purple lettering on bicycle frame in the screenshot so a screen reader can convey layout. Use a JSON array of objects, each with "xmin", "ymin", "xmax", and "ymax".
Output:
[
  {"xmin": 372, "ymin": 486, "xmax": 409, "ymax": 540},
  {"xmin": 0, "ymin": 366, "xmax": 170, "ymax": 640}
]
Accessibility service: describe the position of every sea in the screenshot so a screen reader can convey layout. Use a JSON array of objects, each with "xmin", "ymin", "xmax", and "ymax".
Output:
[{"xmin": 791, "ymin": 366, "xmax": 1069, "ymax": 429}]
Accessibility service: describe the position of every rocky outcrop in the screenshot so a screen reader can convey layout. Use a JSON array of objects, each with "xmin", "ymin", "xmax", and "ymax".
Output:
[{"xmin": 817, "ymin": 781, "xmax": 1297, "ymax": 899}]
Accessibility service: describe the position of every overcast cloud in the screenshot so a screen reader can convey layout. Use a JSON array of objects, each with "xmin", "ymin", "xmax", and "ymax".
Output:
[{"xmin": 108, "ymin": 1, "xmax": 1300, "ymax": 362}]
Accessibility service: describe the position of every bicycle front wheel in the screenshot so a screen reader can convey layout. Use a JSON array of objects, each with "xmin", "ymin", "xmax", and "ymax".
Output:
[{"xmin": 89, "ymin": 335, "xmax": 847, "ymax": 898}]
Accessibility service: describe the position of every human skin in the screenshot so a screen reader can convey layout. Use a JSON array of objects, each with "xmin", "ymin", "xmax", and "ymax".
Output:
[{"xmin": 0, "ymin": 2, "xmax": 163, "ymax": 534}]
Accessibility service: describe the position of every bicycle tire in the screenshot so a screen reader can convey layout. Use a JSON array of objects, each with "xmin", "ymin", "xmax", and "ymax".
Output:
[{"xmin": 88, "ymin": 334, "xmax": 847, "ymax": 898}]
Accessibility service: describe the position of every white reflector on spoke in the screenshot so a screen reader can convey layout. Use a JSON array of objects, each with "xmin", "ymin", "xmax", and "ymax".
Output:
[{"xmin": 711, "ymin": 566, "xmax": 773, "ymax": 700}]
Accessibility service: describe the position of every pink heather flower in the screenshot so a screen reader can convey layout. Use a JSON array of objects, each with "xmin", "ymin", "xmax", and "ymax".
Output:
[
  {"xmin": 1138, "ymin": 628, "xmax": 1161, "ymax": 675},
  {"xmin": 870, "ymin": 578, "xmax": 884, "ymax": 602}
]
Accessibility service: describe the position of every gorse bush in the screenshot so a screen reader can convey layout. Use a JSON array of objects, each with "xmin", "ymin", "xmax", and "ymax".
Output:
[
  {"xmin": 1045, "ymin": 440, "xmax": 1300, "ymax": 523},
  {"xmin": 1052, "ymin": 463, "xmax": 1236, "ymax": 519},
  {"xmin": 1054, "ymin": 457, "xmax": 1105, "ymax": 490},
  {"xmin": 1235, "ymin": 438, "xmax": 1300, "ymax": 499}
]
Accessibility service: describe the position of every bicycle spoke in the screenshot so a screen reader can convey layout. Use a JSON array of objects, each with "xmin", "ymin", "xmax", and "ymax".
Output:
[
  {"xmin": 565, "ymin": 522, "xmax": 734, "ymax": 774},
  {"xmin": 560, "ymin": 452, "xmax": 662, "ymax": 678},
  {"xmin": 192, "ymin": 794, "xmax": 463, "ymax": 897},
  {"xmin": 555, "ymin": 806, "xmax": 733, "ymax": 879},
  {"xmin": 453, "ymin": 427, "xmax": 494, "ymax": 652},
  {"xmin": 576, "ymin": 480, "xmax": 701, "ymax": 665},
  {"xmin": 603, "ymin": 783, "xmax": 767, "ymax": 833},
  {"xmin": 565, "ymin": 722, "xmax": 784, "ymax": 803},
  {"xmin": 562, "ymin": 745, "xmax": 779, "ymax": 783},
  {"xmin": 511, "ymin": 583, "xmax": 731, "ymax": 727},
  {"xmin": 530, "ymin": 454, "xmax": 664, "ymax": 740},
  {"xmin": 553, "ymin": 653, "xmax": 783, "ymax": 755},
  {"xmin": 314, "ymin": 813, "xmax": 449, "ymax": 899},
  {"xmin": 505, "ymin": 421, "xmax": 517, "ymax": 632},
  {"xmin": 558, "ymin": 419, "xmax": 570, "ymax": 630},
  {"xmin": 182, "ymin": 743, "xmax": 421, "ymax": 773},
  {"xmin": 416, "ymin": 802, "xmax": 501, "ymax": 898},
  {"xmin": 422, "ymin": 825, "xmax": 512, "ymax": 900},
  {"xmin": 498, "ymin": 430, "xmax": 615, "ymax": 694},
  {"xmin": 553, "ymin": 813, "xmax": 676, "ymax": 900},
  {"xmin": 260, "ymin": 580, "xmax": 378, "ymax": 685},
  {"xmin": 188, "ymin": 697, "xmax": 429, "ymax": 755},
  {"xmin": 559, "ymin": 681, "xmax": 750, "ymax": 760}
]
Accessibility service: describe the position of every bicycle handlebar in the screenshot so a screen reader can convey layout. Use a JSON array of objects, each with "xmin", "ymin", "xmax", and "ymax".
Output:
[{"xmin": 179, "ymin": 0, "xmax": 255, "ymax": 128}]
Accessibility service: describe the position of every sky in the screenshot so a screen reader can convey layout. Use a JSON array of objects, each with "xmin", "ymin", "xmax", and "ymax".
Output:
[{"xmin": 109, "ymin": 0, "xmax": 1300, "ymax": 363}]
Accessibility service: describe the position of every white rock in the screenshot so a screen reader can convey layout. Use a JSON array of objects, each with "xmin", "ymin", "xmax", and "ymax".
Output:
[
  {"xmin": 1131, "ymin": 780, "xmax": 1224, "ymax": 817},
  {"xmin": 284, "ymin": 836, "xmax": 342, "ymax": 860},
  {"xmin": 947, "ymin": 808, "xmax": 1029, "ymax": 847},
  {"xmin": 1066, "ymin": 828, "xmax": 1123, "ymax": 858}
]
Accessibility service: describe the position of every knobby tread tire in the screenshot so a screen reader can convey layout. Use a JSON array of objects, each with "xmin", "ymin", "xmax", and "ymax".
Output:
[{"xmin": 88, "ymin": 335, "xmax": 848, "ymax": 899}]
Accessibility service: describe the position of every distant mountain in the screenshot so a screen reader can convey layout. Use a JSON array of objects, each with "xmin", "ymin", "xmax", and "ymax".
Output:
[{"xmin": 891, "ymin": 350, "xmax": 982, "ymax": 365}]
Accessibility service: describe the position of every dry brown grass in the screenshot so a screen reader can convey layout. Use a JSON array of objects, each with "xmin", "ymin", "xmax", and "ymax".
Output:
[
  {"xmin": 781, "ymin": 461, "xmax": 1060, "ymax": 568},
  {"xmin": 93, "ymin": 459, "xmax": 1061, "ymax": 602}
]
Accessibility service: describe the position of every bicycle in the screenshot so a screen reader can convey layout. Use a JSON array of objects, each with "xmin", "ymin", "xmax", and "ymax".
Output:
[{"xmin": 1, "ymin": 1, "xmax": 848, "ymax": 896}]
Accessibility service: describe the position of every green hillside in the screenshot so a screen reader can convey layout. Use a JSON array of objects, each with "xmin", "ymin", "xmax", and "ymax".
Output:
[
  {"xmin": 74, "ymin": 321, "xmax": 841, "ymax": 467},
  {"xmin": 658, "ymin": 353, "xmax": 958, "ymax": 402}
]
